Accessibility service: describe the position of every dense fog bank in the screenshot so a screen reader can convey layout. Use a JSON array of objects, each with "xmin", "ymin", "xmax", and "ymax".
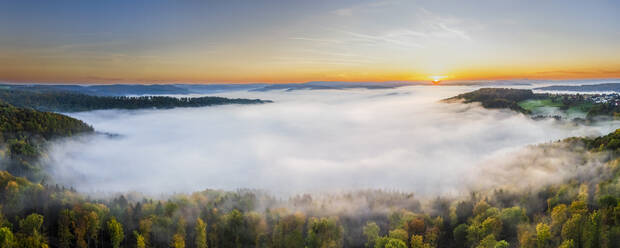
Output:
[{"xmin": 44, "ymin": 86, "xmax": 619, "ymax": 195}]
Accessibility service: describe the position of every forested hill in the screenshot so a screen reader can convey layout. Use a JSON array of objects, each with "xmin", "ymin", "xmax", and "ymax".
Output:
[
  {"xmin": 447, "ymin": 88, "xmax": 620, "ymax": 120},
  {"xmin": 0, "ymin": 101, "xmax": 93, "ymax": 180},
  {"xmin": 444, "ymin": 88, "xmax": 536, "ymax": 113},
  {"xmin": 0, "ymin": 88, "xmax": 271, "ymax": 112}
]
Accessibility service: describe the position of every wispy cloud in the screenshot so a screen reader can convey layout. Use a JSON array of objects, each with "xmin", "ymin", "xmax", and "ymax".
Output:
[
  {"xmin": 333, "ymin": 8, "xmax": 353, "ymax": 17},
  {"xmin": 438, "ymin": 23, "xmax": 471, "ymax": 41},
  {"xmin": 340, "ymin": 30, "xmax": 425, "ymax": 48}
]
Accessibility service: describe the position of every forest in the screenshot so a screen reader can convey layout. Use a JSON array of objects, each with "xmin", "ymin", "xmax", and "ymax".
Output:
[
  {"xmin": 0, "ymin": 89, "xmax": 270, "ymax": 113},
  {"xmin": 447, "ymin": 88, "xmax": 620, "ymax": 120},
  {"xmin": 0, "ymin": 98, "xmax": 619, "ymax": 247}
]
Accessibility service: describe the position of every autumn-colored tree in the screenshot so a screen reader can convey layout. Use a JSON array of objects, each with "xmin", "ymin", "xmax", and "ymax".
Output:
[
  {"xmin": 86, "ymin": 211, "xmax": 100, "ymax": 248},
  {"xmin": 195, "ymin": 217, "xmax": 208, "ymax": 248},
  {"xmin": 482, "ymin": 217, "xmax": 502, "ymax": 238},
  {"xmin": 569, "ymin": 201, "xmax": 588, "ymax": 216},
  {"xmin": 535, "ymin": 223, "xmax": 551, "ymax": 248},
  {"xmin": 73, "ymin": 214, "xmax": 88, "ymax": 248},
  {"xmin": 561, "ymin": 214, "xmax": 583, "ymax": 246},
  {"xmin": 384, "ymin": 238, "xmax": 407, "ymax": 248},
  {"xmin": 550, "ymin": 204, "xmax": 569, "ymax": 237},
  {"xmin": 407, "ymin": 218, "xmax": 426, "ymax": 237},
  {"xmin": 423, "ymin": 227, "xmax": 439, "ymax": 248},
  {"xmin": 473, "ymin": 201, "xmax": 491, "ymax": 216},
  {"xmin": 107, "ymin": 218, "xmax": 124, "ymax": 248},
  {"xmin": 171, "ymin": 233, "xmax": 186, "ymax": 248},
  {"xmin": 517, "ymin": 225, "xmax": 536, "ymax": 248},
  {"xmin": 410, "ymin": 234, "xmax": 428, "ymax": 248},
  {"xmin": 134, "ymin": 231, "xmax": 146, "ymax": 248}
]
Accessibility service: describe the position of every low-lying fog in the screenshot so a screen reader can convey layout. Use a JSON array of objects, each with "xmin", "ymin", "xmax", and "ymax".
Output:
[{"xmin": 45, "ymin": 86, "xmax": 619, "ymax": 196}]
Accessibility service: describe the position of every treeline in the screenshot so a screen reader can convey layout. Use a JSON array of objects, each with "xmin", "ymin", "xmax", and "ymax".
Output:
[
  {"xmin": 0, "ymin": 101, "xmax": 93, "ymax": 181},
  {"xmin": 0, "ymin": 89, "xmax": 271, "ymax": 113}
]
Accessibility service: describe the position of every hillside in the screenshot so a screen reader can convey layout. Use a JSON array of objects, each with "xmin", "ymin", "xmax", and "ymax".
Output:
[
  {"xmin": 0, "ymin": 101, "xmax": 93, "ymax": 180},
  {"xmin": 447, "ymin": 88, "xmax": 620, "ymax": 120},
  {"xmin": 0, "ymin": 88, "xmax": 271, "ymax": 112}
]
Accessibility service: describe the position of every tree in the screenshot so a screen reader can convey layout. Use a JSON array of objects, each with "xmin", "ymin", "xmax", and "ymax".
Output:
[
  {"xmin": 18, "ymin": 213, "xmax": 47, "ymax": 248},
  {"xmin": 306, "ymin": 217, "xmax": 343, "ymax": 248},
  {"xmin": 535, "ymin": 223, "xmax": 551, "ymax": 248},
  {"xmin": 473, "ymin": 201, "xmax": 491, "ymax": 216},
  {"xmin": 583, "ymin": 211, "xmax": 601, "ymax": 248},
  {"xmin": 0, "ymin": 227, "xmax": 16, "ymax": 248},
  {"xmin": 499, "ymin": 207, "xmax": 527, "ymax": 239},
  {"xmin": 272, "ymin": 212, "xmax": 305, "ymax": 248},
  {"xmin": 410, "ymin": 235, "xmax": 428, "ymax": 248},
  {"xmin": 86, "ymin": 211, "xmax": 100, "ymax": 248},
  {"xmin": 453, "ymin": 224, "xmax": 468, "ymax": 248},
  {"xmin": 134, "ymin": 231, "xmax": 146, "ymax": 248},
  {"xmin": 562, "ymin": 214, "xmax": 583, "ymax": 246},
  {"xmin": 139, "ymin": 217, "xmax": 153, "ymax": 247},
  {"xmin": 73, "ymin": 214, "xmax": 88, "ymax": 248},
  {"xmin": 494, "ymin": 240, "xmax": 509, "ymax": 248},
  {"xmin": 558, "ymin": 239, "xmax": 575, "ymax": 248},
  {"xmin": 477, "ymin": 234, "xmax": 497, "ymax": 248},
  {"xmin": 423, "ymin": 227, "xmax": 439, "ymax": 248},
  {"xmin": 482, "ymin": 217, "xmax": 502, "ymax": 238},
  {"xmin": 363, "ymin": 222, "xmax": 380, "ymax": 248},
  {"xmin": 550, "ymin": 204, "xmax": 568, "ymax": 236},
  {"xmin": 388, "ymin": 229, "xmax": 408, "ymax": 243},
  {"xmin": 195, "ymin": 217, "xmax": 208, "ymax": 248},
  {"xmin": 407, "ymin": 218, "xmax": 426, "ymax": 236},
  {"xmin": 172, "ymin": 217, "xmax": 187, "ymax": 248},
  {"xmin": 58, "ymin": 209, "xmax": 75, "ymax": 248},
  {"xmin": 107, "ymin": 218, "xmax": 124, "ymax": 248},
  {"xmin": 569, "ymin": 201, "xmax": 587, "ymax": 216},
  {"xmin": 455, "ymin": 201, "xmax": 474, "ymax": 224},
  {"xmin": 385, "ymin": 238, "xmax": 407, "ymax": 248},
  {"xmin": 172, "ymin": 233, "xmax": 186, "ymax": 248}
]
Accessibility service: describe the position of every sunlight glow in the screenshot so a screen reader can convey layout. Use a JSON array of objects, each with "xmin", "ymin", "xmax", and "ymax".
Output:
[{"xmin": 430, "ymin": 75, "xmax": 446, "ymax": 84}]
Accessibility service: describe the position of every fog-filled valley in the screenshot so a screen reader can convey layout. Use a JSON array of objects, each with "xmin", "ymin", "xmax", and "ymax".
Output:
[
  {"xmin": 1, "ymin": 83, "xmax": 620, "ymax": 248},
  {"xmin": 45, "ymin": 86, "xmax": 619, "ymax": 195}
]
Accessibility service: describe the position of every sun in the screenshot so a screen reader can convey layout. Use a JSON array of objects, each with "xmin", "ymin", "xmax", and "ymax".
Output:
[{"xmin": 430, "ymin": 75, "xmax": 446, "ymax": 85}]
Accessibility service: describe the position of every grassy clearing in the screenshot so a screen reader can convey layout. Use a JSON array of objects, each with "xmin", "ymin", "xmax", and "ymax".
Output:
[{"xmin": 518, "ymin": 99, "xmax": 563, "ymax": 111}]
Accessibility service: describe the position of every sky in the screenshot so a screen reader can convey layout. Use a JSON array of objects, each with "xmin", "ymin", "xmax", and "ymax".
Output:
[{"xmin": 0, "ymin": 0, "xmax": 619, "ymax": 84}]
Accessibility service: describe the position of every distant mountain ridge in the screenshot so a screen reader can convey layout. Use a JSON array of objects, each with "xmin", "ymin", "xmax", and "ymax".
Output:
[
  {"xmin": 0, "ymin": 82, "xmax": 421, "ymax": 96},
  {"xmin": 535, "ymin": 83, "xmax": 620, "ymax": 92}
]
